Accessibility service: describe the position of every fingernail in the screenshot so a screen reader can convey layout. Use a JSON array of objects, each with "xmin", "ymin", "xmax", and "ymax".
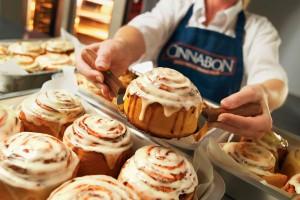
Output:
[
  {"xmin": 96, "ymin": 76, "xmax": 103, "ymax": 82},
  {"xmin": 217, "ymin": 115, "xmax": 225, "ymax": 122}
]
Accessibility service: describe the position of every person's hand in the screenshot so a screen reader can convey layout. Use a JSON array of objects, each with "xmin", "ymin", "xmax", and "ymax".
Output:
[
  {"xmin": 211, "ymin": 84, "xmax": 272, "ymax": 138},
  {"xmin": 76, "ymin": 39, "xmax": 131, "ymax": 100}
]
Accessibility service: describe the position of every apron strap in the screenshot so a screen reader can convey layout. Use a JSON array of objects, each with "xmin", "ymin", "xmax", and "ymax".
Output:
[{"xmin": 235, "ymin": 11, "xmax": 246, "ymax": 42}]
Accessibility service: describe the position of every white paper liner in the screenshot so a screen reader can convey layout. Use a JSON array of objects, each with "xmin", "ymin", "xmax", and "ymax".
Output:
[{"xmin": 207, "ymin": 131, "xmax": 293, "ymax": 198}]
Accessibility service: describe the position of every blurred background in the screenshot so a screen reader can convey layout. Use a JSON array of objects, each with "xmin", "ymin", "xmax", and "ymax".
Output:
[{"xmin": 0, "ymin": 0, "xmax": 299, "ymax": 133}]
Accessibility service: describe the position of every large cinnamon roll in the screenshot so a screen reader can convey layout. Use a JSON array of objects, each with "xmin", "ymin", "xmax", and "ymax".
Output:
[
  {"xmin": 63, "ymin": 114, "xmax": 132, "ymax": 177},
  {"xmin": 118, "ymin": 145, "xmax": 198, "ymax": 200},
  {"xmin": 13, "ymin": 55, "xmax": 41, "ymax": 73},
  {"xmin": 222, "ymin": 142, "xmax": 287, "ymax": 187},
  {"xmin": 48, "ymin": 175, "xmax": 140, "ymax": 200},
  {"xmin": 36, "ymin": 53, "xmax": 73, "ymax": 71},
  {"xmin": 0, "ymin": 105, "xmax": 22, "ymax": 143},
  {"xmin": 0, "ymin": 132, "xmax": 79, "ymax": 200},
  {"xmin": 283, "ymin": 173, "xmax": 300, "ymax": 194},
  {"xmin": 44, "ymin": 39, "xmax": 74, "ymax": 54},
  {"xmin": 8, "ymin": 42, "xmax": 45, "ymax": 57},
  {"xmin": 19, "ymin": 90, "xmax": 85, "ymax": 138},
  {"xmin": 124, "ymin": 67, "xmax": 203, "ymax": 138},
  {"xmin": 282, "ymin": 148, "xmax": 300, "ymax": 178}
]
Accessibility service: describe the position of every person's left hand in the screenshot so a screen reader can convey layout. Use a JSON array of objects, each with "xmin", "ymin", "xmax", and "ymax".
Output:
[{"xmin": 211, "ymin": 84, "xmax": 272, "ymax": 138}]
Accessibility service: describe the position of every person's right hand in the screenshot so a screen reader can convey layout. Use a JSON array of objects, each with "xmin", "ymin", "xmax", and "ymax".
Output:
[{"xmin": 76, "ymin": 39, "xmax": 132, "ymax": 100}]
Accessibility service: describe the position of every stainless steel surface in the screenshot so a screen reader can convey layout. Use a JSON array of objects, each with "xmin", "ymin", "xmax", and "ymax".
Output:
[{"xmin": 211, "ymin": 127, "xmax": 298, "ymax": 200}]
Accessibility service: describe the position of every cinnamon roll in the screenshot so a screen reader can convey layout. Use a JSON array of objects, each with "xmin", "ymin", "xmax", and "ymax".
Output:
[
  {"xmin": 283, "ymin": 173, "xmax": 300, "ymax": 194},
  {"xmin": 44, "ymin": 39, "xmax": 74, "ymax": 54},
  {"xmin": 63, "ymin": 114, "xmax": 132, "ymax": 177},
  {"xmin": 19, "ymin": 89, "xmax": 85, "ymax": 138},
  {"xmin": 8, "ymin": 42, "xmax": 45, "ymax": 57},
  {"xmin": 222, "ymin": 142, "xmax": 287, "ymax": 187},
  {"xmin": 76, "ymin": 73, "xmax": 103, "ymax": 97},
  {"xmin": 0, "ymin": 132, "xmax": 79, "ymax": 200},
  {"xmin": 282, "ymin": 148, "xmax": 300, "ymax": 178},
  {"xmin": 124, "ymin": 67, "xmax": 203, "ymax": 138},
  {"xmin": 13, "ymin": 55, "xmax": 41, "ymax": 73},
  {"xmin": 118, "ymin": 145, "xmax": 198, "ymax": 200},
  {"xmin": 0, "ymin": 105, "xmax": 22, "ymax": 143},
  {"xmin": 48, "ymin": 175, "xmax": 140, "ymax": 200},
  {"xmin": 36, "ymin": 53, "xmax": 73, "ymax": 71}
]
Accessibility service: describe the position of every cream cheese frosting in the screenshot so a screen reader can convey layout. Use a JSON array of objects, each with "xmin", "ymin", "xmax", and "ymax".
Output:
[
  {"xmin": 20, "ymin": 89, "xmax": 85, "ymax": 126},
  {"xmin": 125, "ymin": 67, "xmax": 202, "ymax": 120},
  {"xmin": 64, "ymin": 114, "xmax": 132, "ymax": 169},
  {"xmin": 0, "ymin": 105, "xmax": 22, "ymax": 143},
  {"xmin": 36, "ymin": 53, "xmax": 72, "ymax": 70},
  {"xmin": 0, "ymin": 132, "xmax": 79, "ymax": 189},
  {"xmin": 48, "ymin": 175, "xmax": 140, "ymax": 200},
  {"xmin": 8, "ymin": 42, "xmax": 45, "ymax": 57},
  {"xmin": 45, "ymin": 40, "xmax": 74, "ymax": 53},
  {"xmin": 118, "ymin": 145, "xmax": 198, "ymax": 199},
  {"xmin": 286, "ymin": 173, "xmax": 300, "ymax": 194},
  {"xmin": 222, "ymin": 142, "xmax": 276, "ymax": 176}
]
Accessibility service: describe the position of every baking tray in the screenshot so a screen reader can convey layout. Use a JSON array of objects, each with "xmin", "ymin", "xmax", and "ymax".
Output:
[
  {"xmin": 207, "ymin": 127, "xmax": 300, "ymax": 200},
  {"xmin": 0, "ymin": 90, "xmax": 226, "ymax": 200}
]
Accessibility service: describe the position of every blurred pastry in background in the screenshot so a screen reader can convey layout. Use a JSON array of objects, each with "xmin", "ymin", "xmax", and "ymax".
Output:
[
  {"xmin": 283, "ymin": 173, "xmax": 300, "ymax": 195},
  {"xmin": 0, "ymin": 132, "xmax": 79, "ymax": 200},
  {"xmin": 0, "ymin": 105, "xmax": 22, "ymax": 143},
  {"xmin": 8, "ymin": 41, "xmax": 45, "ymax": 57},
  {"xmin": 36, "ymin": 53, "xmax": 72, "ymax": 71},
  {"xmin": 118, "ymin": 145, "xmax": 198, "ymax": 200},
  {"xmin": 19, "ymin": 89, "xmax": 85, "ymax": 138},
  {"xmin": 63, "ymin": 114, "xmax": 133, "ymax": 177},
  {"xmin": 48, "ymin": 175, "xmax": 140, "ymax": 200},
  {"xmin": 76, "ymin": 73, "xmax": 103, "ymax": 97},
  {"xmin": 44, "ymin": 39, "xmax": 74, "ymax": 54},
  {"xmin": 13, "ymin": 55, "xmax": 41, "ymax": 73},
  {"xmin": 124, "ymin": 67, "xmax": 203, "ymax": 138},
  {"xmin": 282, "ymin": 148, "xmax": 300, "ymax": 178},
  {"xmin": 222, "ymin": 142, "xmax": 287, "ymax": 187}
]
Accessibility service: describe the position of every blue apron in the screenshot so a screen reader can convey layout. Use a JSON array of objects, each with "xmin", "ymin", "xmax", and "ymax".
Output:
[{"xmin": 157, "ymin": 5, "xmax": 245, "ymax": 103}]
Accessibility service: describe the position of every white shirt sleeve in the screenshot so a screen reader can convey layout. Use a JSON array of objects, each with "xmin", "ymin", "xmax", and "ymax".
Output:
[
  {"xmin": 244, "ymin": 14, "xmax": 288, "ymax": 85},
  {"xmin": 128, "ymin": 0, "xmax": 192, "ymax": 61}
]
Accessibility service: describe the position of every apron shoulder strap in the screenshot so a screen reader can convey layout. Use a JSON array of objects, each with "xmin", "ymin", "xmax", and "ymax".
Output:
[{"xmin": 235, "ymin": 11, "xmax": 246, "ymax": 42}]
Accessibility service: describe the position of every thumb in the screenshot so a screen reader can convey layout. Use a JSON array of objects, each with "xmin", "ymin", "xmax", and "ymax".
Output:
[{"xmin": 95, "ymin": 47, "xmax": 112, "ymax": 71}]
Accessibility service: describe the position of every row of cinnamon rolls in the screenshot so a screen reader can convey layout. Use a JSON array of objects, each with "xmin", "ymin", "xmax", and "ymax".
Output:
[{"xmin": 0, "ymin": 89, "xmax": 198, "ymax": 200}]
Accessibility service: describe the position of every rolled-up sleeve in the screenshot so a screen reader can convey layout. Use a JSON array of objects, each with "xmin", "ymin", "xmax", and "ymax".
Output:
[
  {"xmin": 245, "ymin": 16, "xmax": 288, "ymax": 85},
  {"xmin": 128, "ymin": 0, "xmax": 191, "ymax": 61}
]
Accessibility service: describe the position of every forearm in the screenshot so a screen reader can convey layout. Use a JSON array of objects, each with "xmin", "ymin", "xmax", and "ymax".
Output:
[
  {"xmin": 113, "ymin": 25, "xmax": 146, "ymax": 65},
  {"xmin": 261, "ymin": 79, "xmax": 288, "ymax": 111}
]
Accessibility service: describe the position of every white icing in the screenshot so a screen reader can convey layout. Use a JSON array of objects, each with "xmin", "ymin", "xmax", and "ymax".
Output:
[
  {"xmin": 48, "ymin": 175, "xmax": 140, "ymax": 200},
  {"xmin": 222, "ymin": 142, "xmax": 276, "ymax": 176},
  {"xmin": 125, "ymin": 67, "xmax": 202, "ymax": 120},
  {"xmin": 0, "ymin": 132, "xmax": 79, "ymax": 190},
  {"xmin": 13, "ymin": 55, "xmax": 40, "ymax": 72},
  {"xmin": 287, "ymin": 174, "xmax": 300, "ymax": 194},
  {"xmin": 0, "ymin": 105, "xmax": 22, "ymax": 143},
  {"xmin": 63, "ymin": 114, "xmax": 132, "ymax": 169},
  {"xmin": 118, "ymin": 145, "xmax": 198, "ymax": 200},
  {"xmin": 45, "ymin": 40, "xmax": 74, "ymax": 53},
  {"xmin": 20, "ymin": 89, "xmax": 85, "ymax": 127},
  {"xmin": 36, "ymin": 53, "xmax": 72, "ymax": 70},
  {"xmin": 8, "ymin": 42, "xmax": 44, "ymax": 57}
]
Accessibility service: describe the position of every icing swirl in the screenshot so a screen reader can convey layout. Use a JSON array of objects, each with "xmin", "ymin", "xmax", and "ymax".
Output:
[
  {"xmin": 48, "ymin": 175, "xmax": 140, "ymax": 200},
  {"xmin": 118, "ymin": 145, "xmax": 198, "ymax": 199},
  {"xmin": 222, "ymin": 142, "xmax": 276, "ymax": 176},
  {"xmin": 125, "ymin": 67, "xmax": 202, "ymax": 119},
  {"xmin": 0, "ymin": 105, "xmax": 22, "ymax": 143},
  {"xmin": 21, "ymin": 89, "xmax": 85, "ymax": 126},
  {"xmin": 63, "ymin": 114, "xmax": 132, "ymax": 169},
  {"xmin": 0, "ymin": 132, "xmax": 79, "ymax": 189}
]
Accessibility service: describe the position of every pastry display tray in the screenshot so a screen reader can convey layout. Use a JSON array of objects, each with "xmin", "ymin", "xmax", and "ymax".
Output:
[
  {"xmin": 208, "ymin": 127, "xmax": 300, "ymax": 200},
  {"xmin": 0, "ymin": 90, "xmax": 226, "ymax": 200}
]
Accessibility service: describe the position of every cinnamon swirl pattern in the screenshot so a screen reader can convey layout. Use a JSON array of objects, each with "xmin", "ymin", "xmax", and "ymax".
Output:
[
  {"xmin": 48, "ymin": 175, "xmax": 140, "ymax": 200},
  {"xmin": 0, "ymin": 132, "xmax": 79, "ymax": 190},
  {"xmin": 64, "ymin": 114, "xmax": 132, "ymax": 170},
  {"xmin": 118, "ymin": 145, "xmax": 198, "ymax": 200},
  {"xmin": 284, "ymin": 173, "xmax": 300, "ymax": 194},
  {"xmin": 125, "ymin": 67, "xmax": 202, "ymax": 119},
  {"xmin": 20, "ymin": 90, "xmax": 85, "ymax": 137},
  {"xmin": 222, "ymin": 142, "xmax": 276, "ymax": 176},
  {"xmin": 0, "ymin": 105, "xmax": 22, "ymax": 143}
]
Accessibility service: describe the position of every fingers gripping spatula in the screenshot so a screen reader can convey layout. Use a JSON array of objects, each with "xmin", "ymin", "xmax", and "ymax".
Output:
[{"xmin": 81, "ymin": 48, "xmax": 263, "ymax": 139}]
